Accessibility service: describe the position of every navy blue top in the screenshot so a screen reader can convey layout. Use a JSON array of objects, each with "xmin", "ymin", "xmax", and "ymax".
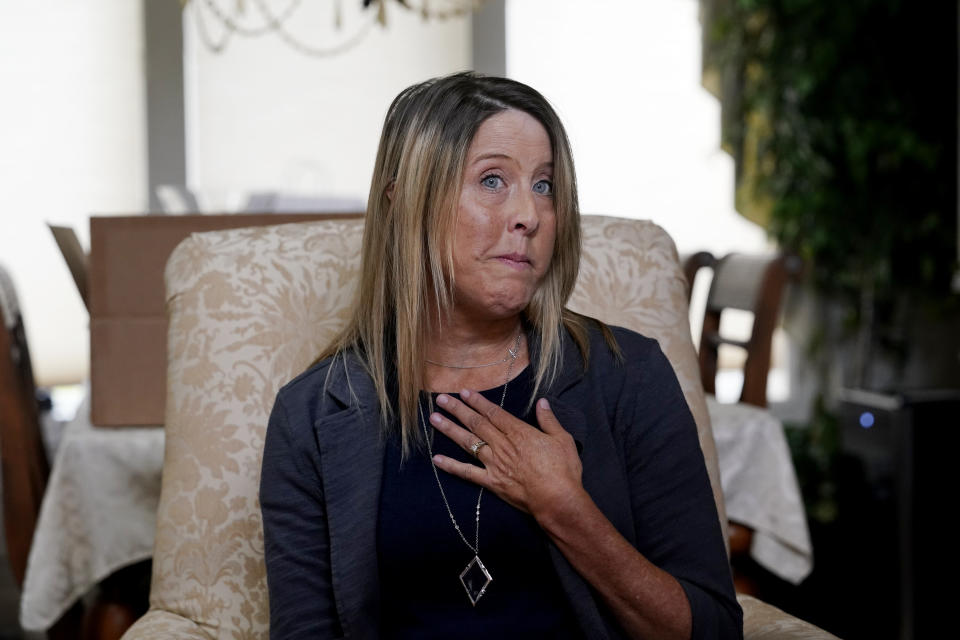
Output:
[{"xmin": 377, "ymin": 366, "xmax": 584, "ymax": 639}]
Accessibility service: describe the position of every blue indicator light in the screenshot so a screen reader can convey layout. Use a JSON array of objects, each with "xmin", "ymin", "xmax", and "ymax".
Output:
[{"xmin": 859, "ymin": 412, "xmax": 875, "ymax": 428}]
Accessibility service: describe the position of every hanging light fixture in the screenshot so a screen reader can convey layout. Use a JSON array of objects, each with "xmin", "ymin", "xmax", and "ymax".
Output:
[{"xmin": 181, "ymin": 0, "xmax": 487, "ymax": 58}]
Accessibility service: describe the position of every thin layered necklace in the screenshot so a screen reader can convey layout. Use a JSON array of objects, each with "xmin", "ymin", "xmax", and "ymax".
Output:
[
  {"xmin": 425, "ymin": 331, "xmax": 523, "ymax": 369},
  {"xmin": 419, "ymin": 331, "xmax": 521, "ymax": 605}
]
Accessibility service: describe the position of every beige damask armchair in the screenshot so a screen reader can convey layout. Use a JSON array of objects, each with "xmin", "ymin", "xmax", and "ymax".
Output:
[{"xmin": 122, "ymin": 215, "xmax": 836, "ymax": 638}]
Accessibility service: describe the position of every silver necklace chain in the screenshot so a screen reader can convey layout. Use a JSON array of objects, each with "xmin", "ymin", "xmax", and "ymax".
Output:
[
  {"xmin": 418, "ymin": 335, "xmax": 519, "ymax": 604},
  {"xmin": 425, "ymin": 332, "xmax": 522, "ymax": 369}
]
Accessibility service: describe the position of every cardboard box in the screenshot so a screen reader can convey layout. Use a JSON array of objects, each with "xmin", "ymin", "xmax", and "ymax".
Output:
[{"xmin": 66, "ymin": 213, "xmax": 361, "ymax": 426}]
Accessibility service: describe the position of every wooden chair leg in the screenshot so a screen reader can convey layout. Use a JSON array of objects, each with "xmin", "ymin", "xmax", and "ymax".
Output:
[
  {"xmin": 47, "ymin": 601, "xmax": 84, "ymax": 640},
  {"xmin": 81, "ymin": 600, "xmax": 139, "ymax": 640},
  {"xmin": 728, "ymin": 520, "xmax": 759, "ymax": 596},
  {"xmin": 81, "ymin": 560, "xmax": 151, "ymax": 640}
]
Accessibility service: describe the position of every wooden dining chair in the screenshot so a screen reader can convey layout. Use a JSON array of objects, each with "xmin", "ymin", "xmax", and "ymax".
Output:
[
  {"xmin": 698, "ymin": 252, "xmax": 802, "ymax": 408},
  {"xmin": 688, "ymin": 253, "xmax": 804, "ymax": 596},
  {"xmin": 0, "ymin": 265, "xmax": 81, "ymax": 638},
  {"xmin": 1, "ymin": 265, "xmax": 145, "ymax": 640},
  {"xmin": 681, "ymin": 250, "xmax": 716, "ymax": 304},
  {"xmin": 0, "ymin": 264, "xmax": 49, "ymax": 590}
]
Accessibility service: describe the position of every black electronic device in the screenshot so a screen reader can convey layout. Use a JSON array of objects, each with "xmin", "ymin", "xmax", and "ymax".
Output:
[{"xmin": 836, "ymin": 388, "xmax": 960, "ymax": 640}]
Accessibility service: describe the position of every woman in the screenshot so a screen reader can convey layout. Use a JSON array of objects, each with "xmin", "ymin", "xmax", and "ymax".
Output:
[{"xmin": 260, "ymin": 72, "xmax": 741, "ymax": 639}]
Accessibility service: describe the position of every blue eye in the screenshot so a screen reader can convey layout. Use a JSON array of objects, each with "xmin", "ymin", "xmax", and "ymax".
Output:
[
  {"xmin": 481, "ymin": 174, "xmax": 503, "ymax": 189},
  {"xmin": 533, "ymin": 179, "xmax": 553, "ymax": 196}
]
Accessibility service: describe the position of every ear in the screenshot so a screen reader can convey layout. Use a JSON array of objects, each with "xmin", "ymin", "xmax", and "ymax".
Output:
[{"xmin": 385, "ymin": 178, "xmax": 395, "ymax": 201}]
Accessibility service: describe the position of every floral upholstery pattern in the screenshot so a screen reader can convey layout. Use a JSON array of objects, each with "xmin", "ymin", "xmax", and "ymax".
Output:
[
  {"xmin": 121, "ymin": 216, "xmax": 834, "ymax": 638},
  {"xmin": 127, "ymin": 220, "xmax": 365, "ymax": 639},
  {"xmin": 738, "ymin": 595, "xmax": 840, "ymax": 639}
]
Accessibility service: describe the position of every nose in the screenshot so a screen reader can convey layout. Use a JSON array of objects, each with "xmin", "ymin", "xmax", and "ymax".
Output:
[{"xmin": 510, "ymin": 187, "xmax": 540, "ymax": 235}]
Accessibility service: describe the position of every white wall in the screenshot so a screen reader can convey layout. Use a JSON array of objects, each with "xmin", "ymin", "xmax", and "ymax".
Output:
[
  {"xmin": 0, "ymin": 1, "xmax": 146, "ymax": 385},
  {"xmin": 183, "ymin": 2, "xmax": 472, "ymax": 205},
  {"xmin": 506, "ymin": 0, "xmax": 767, "ymax": 257}
]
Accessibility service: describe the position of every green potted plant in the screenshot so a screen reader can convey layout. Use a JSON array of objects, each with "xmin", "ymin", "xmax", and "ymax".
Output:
[{"xmin": 700, "ymin": 0, "xmax": 958, "ymax": 390}]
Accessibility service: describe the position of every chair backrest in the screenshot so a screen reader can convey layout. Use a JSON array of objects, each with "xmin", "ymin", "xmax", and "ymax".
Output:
[
  {"xmin": 698, "ymin": 253, "xmax": 800, "ymax": 407},
  {"xmin": 680, "ymin": 250, "xmax": 717, "ymax": 304},
  {"xmin": 0, "ymin": 264, "xmax": 49, "ymax": 588},
  {"xmin": 130, "ymin": 216, "xmax": 723, "ymax": 636}
]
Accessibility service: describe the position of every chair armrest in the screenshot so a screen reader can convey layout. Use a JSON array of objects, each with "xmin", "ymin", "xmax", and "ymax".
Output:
[
  {"xmin": 740, "ymin": 595, "xmax": 840, "ymax": 639},
  {"xmin": 120, "ymin": 610, "xmax": 211, "ymax": 639}
]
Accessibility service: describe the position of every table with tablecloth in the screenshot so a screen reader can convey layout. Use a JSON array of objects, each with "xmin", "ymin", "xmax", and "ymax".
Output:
[
  {"xmin": 708, "ymin": 396, "xmax": 813, "ymax": 585},
  {"xmin": 19, "ymin": 395, "xmax": 812, "ymax": 631},
  {"xmin": 19, "ymin": 398, "xmax": 163, "ymax": 631}
]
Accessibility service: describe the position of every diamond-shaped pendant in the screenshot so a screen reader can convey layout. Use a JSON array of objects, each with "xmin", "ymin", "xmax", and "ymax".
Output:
[{"xmin": 459, "ymin": 555, "xmax": 493, "ymax": 606}]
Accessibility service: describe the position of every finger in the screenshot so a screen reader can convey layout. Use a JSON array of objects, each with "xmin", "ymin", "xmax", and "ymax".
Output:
[
  {"xmin": 431, "ymin": 454, "xmax": 491, "ymax": 489},
  {"xmin": 535, "ymin": 398, "xmax": 568, "ymax": 436},
  {"xmin": 435, "ymin": 392, "xmax": 508, "ymax": 442},
  {"xmin": 456, "ymin": 388, "xmax": 520, "ymax": 435},
  {"xmin": 428, "ymin": 410, "xmax": 497, "ymax": 459}
]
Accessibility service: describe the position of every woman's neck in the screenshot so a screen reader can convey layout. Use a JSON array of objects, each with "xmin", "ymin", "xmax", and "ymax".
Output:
[
  {"xmin": 422, "ymin": 313, "xmax": 528, "ymax": 393},
  {"xmin": 426, "ymin": 315, "xmax": 522, "ymax": 367}
]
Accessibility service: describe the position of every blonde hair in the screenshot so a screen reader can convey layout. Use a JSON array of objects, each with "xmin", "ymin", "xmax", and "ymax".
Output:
[{"xmin": 320, "ymin": 72, "xmax": 602, "ymax": 453}]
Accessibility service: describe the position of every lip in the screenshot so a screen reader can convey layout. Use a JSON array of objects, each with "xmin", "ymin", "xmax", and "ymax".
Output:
[{"xmin": 495, "ymin": 253, "xmax": 532, "ymax": 270}]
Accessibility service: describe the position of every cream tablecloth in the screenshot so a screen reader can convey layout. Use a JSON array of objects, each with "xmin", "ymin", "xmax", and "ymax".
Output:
[
  {"xmin": 708, "ymin": 396, "xmax": 813, "ymax": 584},
  {"xmin": 18, "ymin": 398, "xmax": 164, "ymax": 632},
  {"xmin": 20, "ymin": 394, "xmax": 812, "ymax": 630}
]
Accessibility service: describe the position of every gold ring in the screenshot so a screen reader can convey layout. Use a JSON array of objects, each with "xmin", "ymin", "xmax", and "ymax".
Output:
[{"xmin": 469, "ymin": 440, "xmax": 488, "ymax": 457}]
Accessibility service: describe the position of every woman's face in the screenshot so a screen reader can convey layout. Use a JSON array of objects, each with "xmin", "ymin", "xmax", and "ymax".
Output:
[{"xmin": 448, "ymin": 109, "xmax": 556, "ymax": 321}]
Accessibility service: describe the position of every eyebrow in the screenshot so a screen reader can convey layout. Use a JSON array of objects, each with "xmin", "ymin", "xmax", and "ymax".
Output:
[
  {"xmin": 471, "ymin": 153, "xmax": 512, "ymax": 163},
  {"xmin": 469, "ymin": 152, "xmax": 554, "ymax": 169}
]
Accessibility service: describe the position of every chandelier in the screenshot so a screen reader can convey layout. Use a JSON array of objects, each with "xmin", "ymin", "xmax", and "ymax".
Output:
[{"xmin": 181, "ymin": 0, "xmax": 488, "ymax": 57}]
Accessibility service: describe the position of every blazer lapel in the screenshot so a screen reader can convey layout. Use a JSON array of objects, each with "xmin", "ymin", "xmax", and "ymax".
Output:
[{"xmin": 314, "ymin": 360, "xmax": 385, "ymax": 640}]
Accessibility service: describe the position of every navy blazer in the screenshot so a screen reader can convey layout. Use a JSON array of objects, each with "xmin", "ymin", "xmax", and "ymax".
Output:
[{"xmin": 260, "ymin": 326, "xmax": 742, "ymax": 639}]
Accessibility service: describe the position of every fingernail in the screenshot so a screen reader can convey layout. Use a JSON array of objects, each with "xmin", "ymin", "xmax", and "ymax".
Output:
[
  {"xmin": 432, "ymin": 455, "xmax": 445, "ymax": 465},
  {"xmin": 430, "ymin": 412, "xmax": 442, "ymax": 425},
  {"xmin": 538, "ymin": 398, "xmax": 550, "ymax": 410},
  {"xmin": 437, "ymin": 394, "xmax": 448, "ymax": 406},
  {"xmin": 461, "ymin": 389, "xmax": 471, "ymax": 399}
]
